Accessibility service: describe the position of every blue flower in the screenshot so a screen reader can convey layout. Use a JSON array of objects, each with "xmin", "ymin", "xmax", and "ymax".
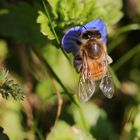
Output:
[{"xmin": 62, "ymin": 19, "xmax": 107, "ymax": 53}]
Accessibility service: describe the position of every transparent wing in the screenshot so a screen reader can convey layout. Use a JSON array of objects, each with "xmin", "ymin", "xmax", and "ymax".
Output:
[
  {"xmin": 78, "ymin": 76, "xmax": 96, "ymax": 102},
  {"xmin": 99, "ymin": 72, "xmax": 114, "ymax": 99}
]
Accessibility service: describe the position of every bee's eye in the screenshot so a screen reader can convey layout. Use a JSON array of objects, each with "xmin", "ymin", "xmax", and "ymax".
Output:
[
  {"xmin": 81, "ymin": 30, "xmax": 101, "ymax": 39},
  {"xmin": 94, "ymin": 31, "xmax": 101, "ymax": 38},
  {"xmin": 82, "ymin": 31, "xmax": 94, "ymax": 39},
  {"xmin": 81, "ymin": 32, "xmax": 88, "ymax": 39},
  {"xmin": 87, "ymin": 43, "xmax": 101, "ymax": 59}
]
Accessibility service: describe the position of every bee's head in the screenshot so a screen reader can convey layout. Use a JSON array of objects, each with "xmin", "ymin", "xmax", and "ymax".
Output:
[{"xmin": 81, "ymin": 30, "xmax": 101, "ymax": 40}]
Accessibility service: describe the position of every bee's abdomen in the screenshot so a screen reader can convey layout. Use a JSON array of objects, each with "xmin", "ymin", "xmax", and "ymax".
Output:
[{"xmin": 88, "ymin": 62, "xmax": 106, "ymax": 81}]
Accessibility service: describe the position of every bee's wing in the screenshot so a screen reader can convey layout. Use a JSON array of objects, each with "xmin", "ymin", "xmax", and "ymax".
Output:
[
  {"xmin": 78, "ymin": 76, "xmax": 96, "ymax": 102},
  {"xmin": 99, "ymin": 72, "xmax": 114, "ymax": 99}
]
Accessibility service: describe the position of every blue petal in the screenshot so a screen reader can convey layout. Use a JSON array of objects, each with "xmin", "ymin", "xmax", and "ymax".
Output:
[
  {"xmin": 80, "ymin": 19, "xmax": 107, "ymax": 44},
  {"xmin": 62, "ymin": 26, "xmax": 82, "ymax": 53}
]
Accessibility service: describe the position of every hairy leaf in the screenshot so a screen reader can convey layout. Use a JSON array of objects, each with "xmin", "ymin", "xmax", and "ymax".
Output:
[
  {"xmin": 0, "ymin": 69, "xmax": 25, "ymax": 100},
  {"xmin": 45, "ymin": 0, "xmax": 123, "ymax": 32},
  {"xmin": 37, "ymin": 11, "xmax": 55, "ymax": 40}
]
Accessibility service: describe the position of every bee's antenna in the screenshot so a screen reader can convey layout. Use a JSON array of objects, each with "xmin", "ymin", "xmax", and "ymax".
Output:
[{"xmin": 82, "ymin": 25, "xmax": 87, "ymax": 30}]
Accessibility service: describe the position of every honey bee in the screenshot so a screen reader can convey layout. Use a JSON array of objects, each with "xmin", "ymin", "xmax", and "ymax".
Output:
[{"xmin": 74, "ymin": 29, "xmax": 114, "ymax": 102}]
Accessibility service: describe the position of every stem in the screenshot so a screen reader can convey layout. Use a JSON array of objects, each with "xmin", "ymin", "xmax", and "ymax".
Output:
[
  {"xmin": 108, "ymin": 24, "xmax": 140, "ymax": 53},
  {"xmin": 32, "ymin": 47, "xmax": 79, "ymax": 107},
  {"xmin": 109, "ymin": 67, "xmax": 121, "ymax": 89},
  {"xmin": 50, "ymin": 79, "xmax": 63, "ymax": 123},
  {"xmin": 42, "ymin": 0, "xmax": 60, "ymax": 45},
  {"xmin": 112, "ymin": 44, "xmax": 140, "ymax": 71},
  {"xmin": 78, "ymin": 106, "xmax": 89, "ymax": 131}
]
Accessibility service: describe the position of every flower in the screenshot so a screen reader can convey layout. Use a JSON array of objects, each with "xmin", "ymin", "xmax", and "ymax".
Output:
[{"xmin": 62, "ymin": 19, "xmax": 107, "ymax": 53}]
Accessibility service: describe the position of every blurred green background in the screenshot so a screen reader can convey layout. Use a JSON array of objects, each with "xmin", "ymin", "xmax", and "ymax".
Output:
[{"xmin": 0, "ymin": 0, "xmax": 140, "ymax": 140}]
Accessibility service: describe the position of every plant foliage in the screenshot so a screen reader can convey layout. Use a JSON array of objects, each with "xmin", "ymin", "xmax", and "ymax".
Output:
[
  {"xmin": 0, "ymin": 68, "xmax": 25, "ymax": 100},
  {"xmin": 0, "ymin": 0, "xmax": 140, "ymax": 139}
]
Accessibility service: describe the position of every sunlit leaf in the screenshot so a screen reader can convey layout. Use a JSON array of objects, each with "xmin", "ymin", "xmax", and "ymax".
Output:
[
  {"xmin": 46, "ymin": 121, "xmax": 95, "ymax": 140},
  {"xmin": 0, "ymin": 40, "xmax": 8, "ymax": 63},
  {"xmin": 71, "ymin": 103, "xmax": 106, "ymax": 130},
  {"xmin": 0, "ymin": 68, "xmax": 25, "ymax": 100},
  {"xmin": 37, "ymin": 11, "xmax": 55, "ymax": 40},
  {"xmin": 70, "ymin": 103, "xmax": 117, "ymax": 139},
  {"xmin": 42, "ymin": 0, "xmax": 123, "ymax": 34},
  {"xmin": 46, "ymin": 121, "xmax": 76, "ymax": 140},
  {"xmin": 47, "ymin": 0, "xmax": 58, "ymax": 18},
  {"xmin": 0, "ymin": 101, "xmax": 25, "ymax": 139},
  {"xmin": 36, "ymin": 78, "xmax": 55, "ymax": 100}
]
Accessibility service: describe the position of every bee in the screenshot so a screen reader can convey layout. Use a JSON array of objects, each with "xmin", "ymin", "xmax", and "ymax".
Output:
[{"xmin": 74, "ymin": 29, "xmax": 114, "ymax": 102}]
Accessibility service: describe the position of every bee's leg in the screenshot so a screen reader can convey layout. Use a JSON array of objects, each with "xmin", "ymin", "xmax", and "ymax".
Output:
[
  {"xmin": 73, "ymin": 52, "xmax": 83, "ymax": 73},
  {"xmin": 103, "ymin": 54, "xmax": 113, "ymax": 66},
  {"xmin": 82, "ymin": 56, "xmax": 89, "ymax": 79},
  {"xmin": 106, "ymin": 55, "xmax": 113, "ymax": 64}
]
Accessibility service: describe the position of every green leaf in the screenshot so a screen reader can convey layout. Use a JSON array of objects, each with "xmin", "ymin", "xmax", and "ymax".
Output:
[
  {"xmin": 0, "ymin": 101, "xmax": 25, "ymax": 139},
  {"xmin": 47, "ymin": 0, "xmax": 59, "ymax": 18},
  {"xmin": 36, "ymin": 78, "xmax": 53, "ymax": 100},
  {"xmin": 0, "ymin": 68, "xmax": 25, "ymax": 100},
  {"xmin": 37, "ymin": 10, "xmax": 55, "ymax": 40},
  {"xmin": 71, "ymin": 103, "xmax": 106, "ymax": 130},
  {"xmin": 70, "ymin": 103, "xmax": 117, "ymax": 139},
  {"xmin": 108, "ymin": 24, "xmax": 140, "ymax": 53},
  {"xmin": 42, "ymin": 1, "xmax": 60, "ymax": 44},
  {"xmin": 134, "ymin": 112, "xmax": 140, "ymax": 130},
  {"xmin": 127, "ymin": 110, "xmax": 140, "ymax": 140},
  {"xmin": 58, "ymin": 0, "xmax": 83, "ymax": 22},
  {"xmin": 33, "ymin": 47, "xmax": 79, "ymax": 107},
  {"xmin": 0, "ymin": 39, "xmax": 8, "ymax": 63},
  {"xmin": 47, "ymin": 121, "xmax": 75, "ymax": 140},
  {"xmin": 112, "ymin": 44, "xmax": 140, "ymax": 71},
  {"xmin": 47, "ymin": 121, "xmax": 95, "ymax": 140},
  {"xmin": 45, "ymin": 0, "xmax": 123, "ymax": 32},
  {"xmin": 109, "ymin": 67, "xmax": 121, "ymax": 89},
  {"xmin": 92, "ymin": 0, "xmax": 123, "ymax": 32},
  {"xmin": 0, "ymin": 2, "xmax": 46, "ymax": 46}
]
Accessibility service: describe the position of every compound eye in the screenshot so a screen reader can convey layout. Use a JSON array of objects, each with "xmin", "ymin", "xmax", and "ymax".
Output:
[
  {"xmin": 81, "ymin": 32, "xmax": 88, "ymax": 39},
  {"xmin": 81, "ymin": 31, "xmax": 94, "ymax": 39},
  {"xmin": 94, "ymin": 30, "xmax": 101, "ymax": 38},
  {"xmin": 87, "ymin": 42, "xmax": 101, "ymax": 59}
]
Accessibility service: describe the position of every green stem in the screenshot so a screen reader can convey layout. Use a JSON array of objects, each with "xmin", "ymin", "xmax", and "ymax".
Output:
[
  {"xmin": 108, "ymin": 24, "xmax": 140, "ymax": 53},
  {"xmin": 42, "ymin": 0, "xmax": 60, "ymax": 45},
  {"xmin": 109, "ymin": 67, "xmax": 121, "ymax": 89},
  {"xmin": 78, "ymin": 106, "xmax": 89, "ymax": 131},
  {"xmin": 112, "ymin": 44, "xmax": 140, "ymax": 71},
  {"xmin": 114, "ymin": 24, "xmax": 140, "ymax": 37},
  {"xmin": 33, "ymin": 47, "xmax": 79, "ymax": 107}
]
